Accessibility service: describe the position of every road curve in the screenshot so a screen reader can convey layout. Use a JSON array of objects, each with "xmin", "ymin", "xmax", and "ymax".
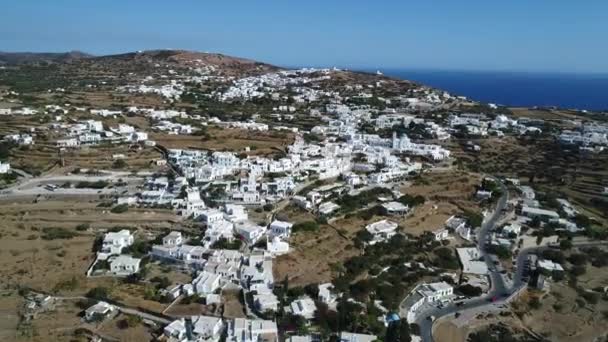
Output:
[{"xmin": 416, "ymin": 178, "xmax": 509, "ymax": 342}]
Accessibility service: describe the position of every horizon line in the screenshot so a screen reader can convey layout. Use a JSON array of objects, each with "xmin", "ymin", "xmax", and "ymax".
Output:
[{"xmin": 2, "ymin": 48, "xmax": 608, "ymax": 76}]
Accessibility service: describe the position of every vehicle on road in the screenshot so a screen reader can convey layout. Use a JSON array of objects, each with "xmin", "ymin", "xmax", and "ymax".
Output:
[{"xmin": 44, "ymin": 184, "xmax": 58, "ymax": 191}]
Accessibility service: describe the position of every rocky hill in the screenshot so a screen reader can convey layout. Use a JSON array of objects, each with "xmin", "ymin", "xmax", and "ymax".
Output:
[{"xmin": 0, "ymin": 51, "xmax": 93, "ymax": 65}]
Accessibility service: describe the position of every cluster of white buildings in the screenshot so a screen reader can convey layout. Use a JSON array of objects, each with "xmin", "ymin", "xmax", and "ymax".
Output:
[
  {"xmin": 92, "ymin": 229, "xmax": 142, "ymax": 276},
  {"xmin": 3, "ymin": 133, "xmax": 34, "ymax": 145},
  {"xmin": 0, "ymin": 107, "xmax": 38, "ymax": 116},
  {"xmin": 218, "ymin": 68, "xmax": 333, "ymax": 102},
  {"xmin": 559, "ymin": 123, "xmax": 608, "ymax": 151},
  {"xmin": 516, "ymin": 185, "xmax": 581, "ymax": 233},
  {"xmin": 448, "ymin": 113, "xmax": 545, "ymax": 138},
  {"xmin": 117, "ymin": 80, "xmax": 185, "ymax": 101},
  {"xmin": 149, "ymin": 211, "xmax": 292, "ymax": 305},
  {"xmin": 53, "ymin": 119, "xmax": 149, "ymax": 148},
  {"xmin": 163, "ymin": 315, "xmax": 230, "ymax": 342},
  {"xmin": 151, "ymin": 230, "xmax": 277, "ymax": 302}
]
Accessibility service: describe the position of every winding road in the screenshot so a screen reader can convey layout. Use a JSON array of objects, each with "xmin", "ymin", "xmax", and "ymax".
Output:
[
  {"xmin": 414, "ymin": 179, "xmax": 608, "ymax": 342},
  {"xmin": 414, "ymin": 179, "xmax": 511, "ymax": 342}
]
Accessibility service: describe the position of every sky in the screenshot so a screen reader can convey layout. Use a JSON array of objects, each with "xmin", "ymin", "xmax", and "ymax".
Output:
[{"xmin": 1, "ymin": 0, "xmax": 607, "ymax": 73}]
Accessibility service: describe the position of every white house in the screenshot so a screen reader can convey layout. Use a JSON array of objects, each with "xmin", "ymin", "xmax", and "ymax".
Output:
[
  {"xmin": 433, "ymin": 228, "xmax": 450, "ymax": 241},
  {"xmin": 199, "ymin": 209, "xmax": 225, "ymax": 226},
  {"xmin": 288, "ymin": 297, "xmax": 317, "ymax": 320},
  {"xmin": 537, "ymin": 259, "xmax": 564, "ymax": 272},
  {"xmin": 235, "ymin": 223, "xmax": 267, "ymax": 244},
  {"xmin": 117, "ymin": 124, "xmax": 135, "ymax": 134},
  {"xmin": 381, "ymin": 201, "xmax": 409, "ymax": 216},
  {"xmin": 224, "ymin": 204, "xmax": 248, "ymax": 222},
  {"xmin": 476, "ymin": 190, "xmax": 492, "ymax": 200},
  {"xmin": 502, "ymin": 223, "xmax": 521, "ymax": 237},
  {"xmin": 318, "ymin": 283, "xmax": 338, "ymax": 308},
  {"xmin": 109, "ymin": 255, "xmax": 141, "ymax": 275},
  {"xmin": 402, "ymin": 282, "xmax": 453, "ymax": 322},
  {"xmin": 164, "ymin": 319, "xmax": 187, "ymax": 340},
  {"xmin": 269, "ymin": 220, "xmax": 293, "ymax": 239},
  {"xmin": 100, "ymin": 230, "xmax": 134, "ymax": 256},
  {"xmin": 521, "ymin": 206, "xmax": 560, "ymax": 220},
  {"xmin": 267, "ymin": 237, "xmax": 290, "ymax": 256},
  {"xmin": 205, "ymin": 220, "xmax": 235, "ymax": 245},
  {"xmin": 456, "ymin": 247, "xmax": 489, "ymax": 275},
  {"xmin": 0, "ymin": 162, "xmax": 10, "ymax": 174},
  {"xmin": 318, "ymin": 201, "xmax": 340, "ymax": 216},
  {"xmin": 519, "ymin": 185, "xmax": 536, "ymax": 200},
  {"xmin": 292, "ymin": 196, "xmax": 312, "ymax": 210},
  {"xmin": 191, "ymin": 315, "xmax": 224, "ymax": 342},
  {"xmin": 163, "ymin": 231, "xmax": 183, "ymax": 246},
  {"xmin": 446, "ymin": 216, "xmax": 470, "ymax": 240},
  {"xmin": 240, "ymin": 260, "xmax": 274, "ymax": 294},
  {"xmin": 227, "ymin": 318, "xmax": 278, "ymax": 342},
  {"xmin": 340, "ymin": 332, "xmax": 377, "ymax": 342},
  {"xmin": 254, "ymin": 293, "xmax": 280, "ymax": 313},
  {"xmin": 56, "ymin": 138, "xmax": 79, "ymax": 148},
  {"xmin": 365, "ymin": 220, "xmax": 398, "ymax": 245},
  {"xmin": 84, "ymin": 301, "xmax": 116, "ymax": 322},
  {"xmin": 193, "ymin": 271, "xmax": 222, "ymax": 294}
]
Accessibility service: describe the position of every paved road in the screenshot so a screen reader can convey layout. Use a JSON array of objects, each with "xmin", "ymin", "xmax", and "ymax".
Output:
[
  {"xmin": 0, "ymin": 171, "xmax": 148, "ymax": 199},
  {"xmin": 415, "ymin": 178, "xmax": 509, "ymax": 342},
  {"xmin": 415, "ymin": 176, "xmax": 608, "ymax": 341}
]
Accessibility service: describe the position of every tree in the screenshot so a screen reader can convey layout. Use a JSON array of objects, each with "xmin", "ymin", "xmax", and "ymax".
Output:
[
  {"xmin": 111, "ymin": 204, "xmax": 129, "ymax": 214},
  {"xmin": 112, "ymin": 159, "xmax": 127, "ymax": 169},
  {"xmin": 150, "ymin": 276, "xmax": 171, "ymax": 289},
  {"xmin": 492, "ymin": 245, "xmax": 512, "ymax": 260},
  {"xmin": 464, "ymin": 210, "xmax": 483, "ymax": 228},
  {"xmin": 529, "ymin": 297, "xmax": 542, "ymax": 310},
  {"xmin": 559, "ymin": 239, "xmax": 573, "ymax": 250},
  {"xmin": 568, "ymin": 253, "xmax": 588, "ymax": 266},
  {"xmin": 399, "ymin": 320, "xmax": 412, "ymax": 342},
  {"xmin": 87, "ymin": 287, "xmax": 110, "ymax": 301},
  {"xmin": 385, "ymin": 321, "xmax": 399, "ymax": 342},
  {"xmin": 570, "ymin": 265, "xmax": 586, "ymax": 277},
  {"xmin": 433, "ymin": 247, "xmax": 459, "ymax": 269},
  {"xmin": 292, "ymin": 221, "xmax": 319, "ymax": 233},
  {"xmin": 117, "ymin": 315, "xmax": 142, "ymax": 329},
  {"xmin": 530, "ymin": 216, "xmax": 542, "ymax": 228},
  {"xmin": 457, "ymin": 284, "xmax": 482, "ymax": 297}
]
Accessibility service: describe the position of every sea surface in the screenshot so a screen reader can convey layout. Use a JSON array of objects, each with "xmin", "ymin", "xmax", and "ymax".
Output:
[{"xmin": 378, "ymin": 69, "xmax": 608, "ymax": 111}]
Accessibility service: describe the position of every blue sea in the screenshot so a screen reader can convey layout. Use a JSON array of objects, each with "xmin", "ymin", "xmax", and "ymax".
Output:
[{"xmin": 379, "ymin": 69, "xmax": 608, "ymax": 111}]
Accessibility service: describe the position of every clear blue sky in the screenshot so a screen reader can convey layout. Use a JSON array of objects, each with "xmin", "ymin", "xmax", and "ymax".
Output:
[{"xmin": 1, "ymin": 0, "xmax": 607, "ymax": 73}]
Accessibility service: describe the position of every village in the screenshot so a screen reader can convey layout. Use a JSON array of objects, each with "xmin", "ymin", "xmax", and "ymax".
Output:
[{"xmin": 1, "ymin": 50, "xmax": 608, "ymax": 342}]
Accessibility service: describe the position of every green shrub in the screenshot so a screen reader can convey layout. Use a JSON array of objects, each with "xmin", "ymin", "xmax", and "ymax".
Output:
[
  {"xmin": 76, "ymin": 223, "xmax": 90, "ymax": 231},
  {"xmin": 42, "ymin": 227, "xmax": 77, "ymax": 240},
  {"xmin": 111, "ymin": 204, "xmax": 129, "ymax": 214},
  {"xmin": 292, "ymin": 221, "xmax": 319, "ymax": 233},
  {"xmin": 75, "ymin": 180, "xmax": 109, "ymax": 189},
  {"xmin": 86, "ymin": 287, "xmax": 110, "ymax": 300}
]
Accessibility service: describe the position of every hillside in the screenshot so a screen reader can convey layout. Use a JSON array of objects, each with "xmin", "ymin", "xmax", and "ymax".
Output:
[{"xmin": 0, "ymin": 51, "xmax": 93, "ymax": 65}]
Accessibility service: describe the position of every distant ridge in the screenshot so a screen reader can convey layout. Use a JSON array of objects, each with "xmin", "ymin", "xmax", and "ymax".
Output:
[
  {"xmin": 0, "ymin": 51, "xmax": 93, "ymax": 64},
  {"xmin": 0, "ymin": 49, "xmax": 279, "ymax": 75}
]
